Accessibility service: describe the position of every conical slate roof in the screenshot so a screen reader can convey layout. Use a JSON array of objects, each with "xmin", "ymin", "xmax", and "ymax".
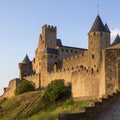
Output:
[
  {"xmin": 22, "ymin": 54, "xmax": 30, "ymax": 63},
  {"xmin": 105, "ymin": 23, "xmax": 110, "ymax": 33},
  {"xmin": 89, "ymin": 15, "xmax": 106, "ymax": 32},
  {"xmin": 112, "ymin": 34, "xmax": 120, "ymax": 45}
]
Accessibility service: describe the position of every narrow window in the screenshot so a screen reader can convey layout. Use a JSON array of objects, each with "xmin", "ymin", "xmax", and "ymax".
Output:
[
  {"xmin": 61, "ymin": 48, "xmax": 64, "ymax": 51},
  {"xmin": 75, "ymin": 50, "xmax": 77, "ymax": 53},
  {"xmin": 91, "ymin": 68, "xmax": 93, "ymax": 74},
  {"xmin": 92, "ymin": 54, "xmax": 94, "ymax": 59},
  {"xmin": 94, "ymin": 32, "xmax": 96, "ymax": 36},
  {"xmin": 72, "ymin": 67, "xmax": 74, "ymax": 70}
]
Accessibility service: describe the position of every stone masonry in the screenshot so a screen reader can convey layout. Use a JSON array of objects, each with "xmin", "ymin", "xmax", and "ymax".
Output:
[{"xmin": 2, "ymin": 14, "xmax": 120, "ymax": 99}]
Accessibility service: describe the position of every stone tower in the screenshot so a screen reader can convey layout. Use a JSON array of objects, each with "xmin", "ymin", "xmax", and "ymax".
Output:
[
  {"xmin": 38, "ymin": 24, "xmax": 57, "ymax": 52},
  {"xmin": 19, "ymin": 55, "xmax": 33, "ymax": 80},
  {"xmin": 88, "ymin": 15, "xmax": 110, "ymax": 69},
  {"xmin": 33, "ymin": 25, "xmax": 57, "ymax": 74}
]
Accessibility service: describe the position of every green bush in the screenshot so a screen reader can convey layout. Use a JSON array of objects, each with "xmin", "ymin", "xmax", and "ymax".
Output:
[
  {"xmin": 0, "ymin": 98, "xmax": 7, "ymax": 105},
  {"xmin": 63, "ymin": 98, "xmax": 74, "ymax": 106},
  {"xmin": 15, "ymin": 80, "xmax": 35, "ymax": 95},
  {"xmin": 42, "ymin": 79, "xmax": 71, "ymax": 103}
]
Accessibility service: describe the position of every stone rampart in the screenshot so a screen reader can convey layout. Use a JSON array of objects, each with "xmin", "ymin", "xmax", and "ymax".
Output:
[
  {"xmin": 58, "ymin": 46, "xmax": 87, "ymax": 61},
  {"xmin": 72, "ymin": 67, "xmax": 99, "ymax": 100},
  {"xmin": 24, "ymin": 73, "xmax": 41, "ymax": 88},
  {"xmin": 41, "ymin": 70, "xmax": 72, "ymax": 88},
  {"xmin": 104, "ymin": 48, "xmax": 120, "ymax": 95},
  {"xmin": 62, "ymin": 51, "xmax": 89, "ymax": 70},
  {"xmin": 2, "ymin": 78, "xmax": 20, "ymax": 98}
]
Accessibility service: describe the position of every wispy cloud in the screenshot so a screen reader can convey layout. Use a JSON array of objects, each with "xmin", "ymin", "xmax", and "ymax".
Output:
[{"xmin": 111, "ymin": 28, "xmax": 120, "ymax": 41}]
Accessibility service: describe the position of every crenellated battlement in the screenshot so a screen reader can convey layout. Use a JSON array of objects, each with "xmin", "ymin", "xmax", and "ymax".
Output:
[
  {"xmin": 48, "ymin": 62, "xmax": 99, "ymax": 77},
  {"xmin": 42, "ymin": 24, "xmax": 56, "ymax": 31},
  {"xmin": 72, "ymin": 66, "xmax": 99, "ymax": 76}
]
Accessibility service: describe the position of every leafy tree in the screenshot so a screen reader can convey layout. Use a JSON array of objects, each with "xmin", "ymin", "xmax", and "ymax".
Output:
[
  {"xmin": 42, "ymin": 79, "xmax": 71, "ymax": 103},
  {"xmin": 15, "ymin": 80, "xmax": 35, "ymax": 95}
]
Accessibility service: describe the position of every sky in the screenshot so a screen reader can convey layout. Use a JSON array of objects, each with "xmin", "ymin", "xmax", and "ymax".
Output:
[{"xmin": 0, "ymin": 0, "xmax": 120, "ymax": 95}]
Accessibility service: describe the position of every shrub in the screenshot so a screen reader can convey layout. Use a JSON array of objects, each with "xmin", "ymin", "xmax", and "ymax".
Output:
[
  {"xmin": 63, "ymin": 98, "xmax": 74, "ymax": 106},
  {"xmin": 15, "ymin": 80, "xmax": 35, "ymax": 95},
  {"xmin": 0, "ymin": 98, "xmax": 7, "ymax": 105},
  {"xmin": 42, "ymin": 79, "xmax": 71, "ymax": 103}
]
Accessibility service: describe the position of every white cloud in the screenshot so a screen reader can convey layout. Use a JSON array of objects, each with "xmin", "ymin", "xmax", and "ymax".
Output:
[{"xmin": 111, "ymin": 28, "xmax": 120, "ymax": 41}]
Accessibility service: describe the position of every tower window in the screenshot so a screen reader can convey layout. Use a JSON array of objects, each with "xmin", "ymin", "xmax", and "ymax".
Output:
[
  {"xmin": 75, "ymin": 50, "xmax": 77, "ymax": 53},
  {"xmin": 92, "ymin": 54, "xmax": 94, "ymax": 59},
  {"xmin": 100, "ymin": 32, "xmax": 102, "ymax": 36},
  {"xmin": 91, "ymin": 68, "xmax": 93, "ymax": 74},
  {"xmin": 93, "ymin": 32, "xmax": 96, "ymax": 36}
]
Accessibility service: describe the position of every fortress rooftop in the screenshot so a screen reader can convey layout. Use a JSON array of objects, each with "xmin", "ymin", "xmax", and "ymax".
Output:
[{"xmin": 89, "ymin": 15, "xmax": 107, "ymax": 32}]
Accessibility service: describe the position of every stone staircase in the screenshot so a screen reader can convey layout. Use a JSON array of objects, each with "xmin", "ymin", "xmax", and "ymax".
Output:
[{"xmin": 58, "ymin": 92, "xmax": 120, "ymax": 120}]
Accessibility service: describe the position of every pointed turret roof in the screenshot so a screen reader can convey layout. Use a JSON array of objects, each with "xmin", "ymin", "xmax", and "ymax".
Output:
[
  {"xmin": 89, "ymin": 15, "xmax": 106, "ymax": 32},
  {"xmin": 22, "ymin": 54, "xmax": 30, "ymax": 63},
  {"xmin": 112, "ymin": 34, "xmax": 120, "ymax": 45},
  {"xmin": 105, "ymin": 23, "xmax": 110, "ymax": 33}
]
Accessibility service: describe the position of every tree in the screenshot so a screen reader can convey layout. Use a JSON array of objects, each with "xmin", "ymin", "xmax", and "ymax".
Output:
[
  {"xmin": 15, "ymin": 80, "xmax": 35, "ymax": 95},
  {"xmin": 42, "ymin": 79, "xmax": 71, "ymax": 103}
]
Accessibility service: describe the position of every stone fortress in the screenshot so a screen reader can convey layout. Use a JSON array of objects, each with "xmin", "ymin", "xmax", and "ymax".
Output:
[{"xmin": 2, "ymin": 15, "xmax": 120, "ymax": 100}]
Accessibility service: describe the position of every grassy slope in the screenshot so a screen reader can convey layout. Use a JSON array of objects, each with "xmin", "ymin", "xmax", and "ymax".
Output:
[{"xmin": 0, "ymin": 91, "xmax": 93, "ymax": 120}]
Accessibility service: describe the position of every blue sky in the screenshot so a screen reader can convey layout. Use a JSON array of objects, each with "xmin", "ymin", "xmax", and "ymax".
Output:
[{"xmin": 0, "ymin": 0, "xmax": 120, "ymax": 95}]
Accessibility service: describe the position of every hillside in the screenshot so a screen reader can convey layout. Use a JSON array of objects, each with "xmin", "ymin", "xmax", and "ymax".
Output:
[{"xmin": 0, "ymin": 90, "xmax": 92, "ymax": 120}]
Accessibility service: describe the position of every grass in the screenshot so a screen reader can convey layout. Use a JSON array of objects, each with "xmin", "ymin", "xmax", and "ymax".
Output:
[{"xmin": 0, "ymin": 90, "xmax": 94, "ymax": 120}]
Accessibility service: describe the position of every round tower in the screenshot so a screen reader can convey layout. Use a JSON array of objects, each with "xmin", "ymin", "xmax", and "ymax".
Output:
[{"xmin": 88, "ymin": 15, "xmax": 110, "ymax": 69}]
